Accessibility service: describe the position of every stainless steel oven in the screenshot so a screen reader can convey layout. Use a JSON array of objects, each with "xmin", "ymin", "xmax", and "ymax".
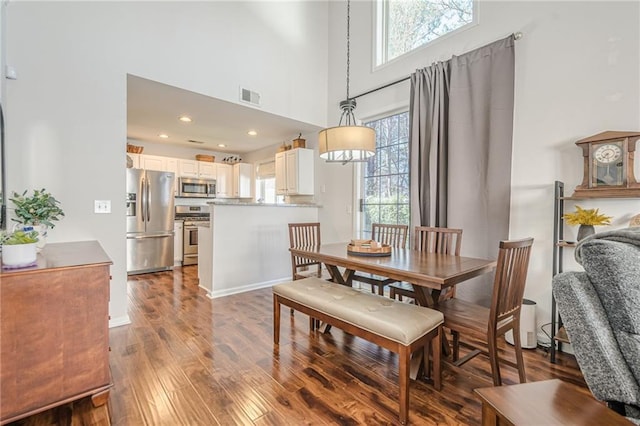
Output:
[{"xmin": 175, "ymin": 205, "xmax": 210, "ymax": 266}]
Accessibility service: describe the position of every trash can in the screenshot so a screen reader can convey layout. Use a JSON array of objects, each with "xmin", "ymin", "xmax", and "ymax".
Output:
[{"xmin": 505, "ymin": 299, "xmax": 537, "ymax": 349}]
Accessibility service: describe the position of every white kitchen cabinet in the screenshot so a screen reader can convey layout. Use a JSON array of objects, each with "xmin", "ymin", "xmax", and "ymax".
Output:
[
  {"xmin": 127, "ymin": 153, "xmax": 141, "ymax": 169},
  {"xmin": 165, "ymin": 158, "xmax": 179, "ymax": 195},
  {"xmin": 179, "ymin": 159, "xmax": 199, "ymax": 178},
  {"xmin": 140, "ymin": 154, "xmax": 167, "ymax": 172},
  {"xmin": 216, "ymin": 164, "xmax": 233, "ymax": 198},
  {"xmin": 198, "ymin": 161, "xmax": 217, "ymax": 179},
  {"xmin": 233, "ymin": 163, "xmax": 253, "ymax": 198},
  {"xmin": 174, "ymin": 220, "xmax": 183, "ymax": 266},
  {"xmin": 275, "ymin": 148, "xmax": 314, "ymax": 195}
]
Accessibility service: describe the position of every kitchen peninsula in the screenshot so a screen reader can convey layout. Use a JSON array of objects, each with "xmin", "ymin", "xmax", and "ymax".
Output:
[{"xmin": 198, "ymin": 202, "xmax": 319, "ymax": 298}]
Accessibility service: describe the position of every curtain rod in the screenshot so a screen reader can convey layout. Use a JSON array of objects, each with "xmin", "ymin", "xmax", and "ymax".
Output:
[{"xmin": 351, "ymin": 32, "xmax": 523, "ymax": 101}]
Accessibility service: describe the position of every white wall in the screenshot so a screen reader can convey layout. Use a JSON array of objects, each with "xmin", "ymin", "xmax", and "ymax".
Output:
[
  {"xmin": 4, "ymin": 2, "xmax": 329, "ymax": 325},
  {"xmin": 324, "ymin": 1, "xmax": 640, "ymax": 337}
]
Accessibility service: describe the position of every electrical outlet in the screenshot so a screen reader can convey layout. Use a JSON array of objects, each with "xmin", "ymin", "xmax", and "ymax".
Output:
[{"xmin": 94, "ymin": 200, "xmax": 111, "ymax": 214}]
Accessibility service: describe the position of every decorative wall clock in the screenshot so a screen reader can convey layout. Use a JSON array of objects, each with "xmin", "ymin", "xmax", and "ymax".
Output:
[{"xmin": 573, "ymin": 131, "xmax": 640, "ymax": 198}]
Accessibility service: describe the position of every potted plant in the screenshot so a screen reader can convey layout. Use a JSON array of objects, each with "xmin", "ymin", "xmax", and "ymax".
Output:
[
  {"xmin": 9, "ymin": 188, "xmax": 64, "ymax": 249},
  {"xmin": 563, "ymin": 205, "xmax": 612, "ymax": 240},
  {"xmin": 1, "ymin": 230, "xmax": 39, "ymax": 266}
]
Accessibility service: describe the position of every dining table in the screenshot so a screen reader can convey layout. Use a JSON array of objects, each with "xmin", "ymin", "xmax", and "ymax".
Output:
[
  {"xmin": 288, "ymin": 242, "xmax": 498, "ymax": 379},
  {"xmin": 289, "ymin": 242, "xmax": 497, "ymax": 307}
]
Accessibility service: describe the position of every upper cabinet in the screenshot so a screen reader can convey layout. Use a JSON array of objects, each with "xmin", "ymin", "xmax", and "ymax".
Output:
[
  {"xmin": 178, "ymin": 159, "xmax": 199, "ymax": 178},
  {"xmin": 216, "ymin": 164, "xmax": 233, "ymax": 198},
  {"xmin": 275, "ymin": 148, "xmax": 314, "ymax": 195},
  {"xmin": 233, "ymin": 163, "xmax": 253, "ymax": 198},
  {"xmin": 198, "ymin": 161, "xmax": 217, "ymax": 179},
  {"xmin": 140, "ymin": 154, "xmax": 168, "ymax": 172}
]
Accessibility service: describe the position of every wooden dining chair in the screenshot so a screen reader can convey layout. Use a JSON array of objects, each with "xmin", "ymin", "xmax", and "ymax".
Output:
[
  {"xmin": 352, "ymin": 223, "xmax": 408, "ymax": 295},
  {"xmin": 288, "ymin": 222, "xmax": 323, "ymax": 281},
  {"xmin": 434, "ymin": 237, "xmax": 534, "ymax": 386},
  {"xmin": 389, "ymin": 226, "xmax": 463, "ymax": 302}
]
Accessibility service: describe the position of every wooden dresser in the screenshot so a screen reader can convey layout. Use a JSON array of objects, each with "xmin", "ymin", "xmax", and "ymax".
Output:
[{"xmin": 0, "ymin": 241, "xmax": 112, "ymax": 424}]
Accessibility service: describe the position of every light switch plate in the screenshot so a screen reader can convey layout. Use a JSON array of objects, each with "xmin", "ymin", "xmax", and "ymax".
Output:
[{"xmin": 94, "ymin": 200, "xmax": 111, "ymax": 214}]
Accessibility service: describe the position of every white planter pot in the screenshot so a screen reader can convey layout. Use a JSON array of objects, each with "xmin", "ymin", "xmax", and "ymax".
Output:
[{"xmin": 1, "ymin": 243, "xmax": 37, "ymax": 266}]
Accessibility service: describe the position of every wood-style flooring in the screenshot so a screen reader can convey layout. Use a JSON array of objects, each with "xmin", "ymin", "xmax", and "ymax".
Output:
[{"xmin": 11, "ymin": 265, "xmax": 590, "ymax": 425}]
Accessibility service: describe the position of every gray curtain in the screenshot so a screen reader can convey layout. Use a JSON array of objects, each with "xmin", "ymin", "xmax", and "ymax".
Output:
[{"xmin": 409, "ymin": 35, "xmax": 515, "ymax": 305}]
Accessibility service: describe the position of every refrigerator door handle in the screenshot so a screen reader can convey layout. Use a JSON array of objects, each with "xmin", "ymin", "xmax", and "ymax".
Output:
[
  {"xmin": 127, "ymin": 233, "xmax": 173, "ymax": 240},
  {"xmin": 140, "ymin": 176, "xmax": 146, "ymax": 223},
  {"xmin": 146, "ymin": 178, "xmax": 151, "ymax": 222}
]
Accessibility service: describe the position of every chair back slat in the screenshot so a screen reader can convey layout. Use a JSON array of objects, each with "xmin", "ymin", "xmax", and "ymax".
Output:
[
  {"xmin": 371, "ymin": 223, "xmax": 409, "ymax": 248},
  {"xmin": 490, "ymin": 238, "xmax": 534, "ymax": 327},
  {"xmin": 288, "ymin": 222, "xmax": 321, "ymax": 279},
  {"xmin": 414, "ymin": 227, "xmax": 462, "ymax": 255}
]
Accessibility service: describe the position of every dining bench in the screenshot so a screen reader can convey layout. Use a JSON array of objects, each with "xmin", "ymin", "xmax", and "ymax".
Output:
[{"xmin": 272, "ymin": 277, "xmax": 444, "ymax": 425}]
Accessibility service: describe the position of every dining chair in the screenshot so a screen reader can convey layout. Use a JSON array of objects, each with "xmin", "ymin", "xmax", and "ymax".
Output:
[
  {"xmin": 434, "ymin": 237, "xmax": 534, "ymax": 386},
  {"xmin": 352, "ymin": 223, "xmax": 408, "ymax": 296},
  {"xmin": 288, "ymin": 222, "xmax": 323, "ymax": 281},
  {"xmin": 389, "ymin": 226, "xmax": 463, "ymax": 302}
]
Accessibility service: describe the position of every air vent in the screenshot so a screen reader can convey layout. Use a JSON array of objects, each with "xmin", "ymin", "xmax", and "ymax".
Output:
[
  {"xmin": 187, "ymin": 139, "xmax": 205, "ymax": 144},
  {"xmin": 239, "ymin": 87, "xmax": 261, "ymax": 106}
]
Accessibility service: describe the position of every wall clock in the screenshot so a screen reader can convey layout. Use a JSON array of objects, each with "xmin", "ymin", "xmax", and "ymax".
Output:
[{"xmin": 573, "ymin": 131, "xmax": 640, "ymax": 198}]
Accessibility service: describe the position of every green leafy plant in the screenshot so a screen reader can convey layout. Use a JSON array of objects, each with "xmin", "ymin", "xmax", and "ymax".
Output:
[
  {"xmin": 1, "ymin": 230, "xmax": 39, "ymax": 245},
  {"xmin": 9, "ymin": 188, "xmax": 65, "ymax": 227},
  {"xmin": 563, "ymin": 205, "xmax": 612, "ymax": 226}
]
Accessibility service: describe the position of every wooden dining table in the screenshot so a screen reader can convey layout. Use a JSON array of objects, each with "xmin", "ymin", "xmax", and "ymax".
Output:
[
  {"xmin": 289, "ymin": 242, "xmax": 498, "ymax": 379},
  {"xmin": 289, "ymin": 242, "xmax": 497, "ymax": 308}
]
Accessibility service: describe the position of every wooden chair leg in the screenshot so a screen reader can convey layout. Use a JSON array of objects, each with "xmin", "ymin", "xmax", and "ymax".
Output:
[
  {"xmin": 273, "ymin": 296, "xmax": 281, "ymax": 345},
  {"xmin": 398, "ymin": 345, "xmax": 410, "ymax": 425},
  {"xmin": 487, "ymin": 334, "xmax": 502, "ymax": 386},
  {"xmin": 512, "ymin": 319, "xmax": 527, "ymax": 383},
  {"xmin": 452, "ymin": 331, "xmax": 460, "ymax": 362},
  {"xmin": 309, "ymin": 316, "xmax": 315, "ymax": 331}
]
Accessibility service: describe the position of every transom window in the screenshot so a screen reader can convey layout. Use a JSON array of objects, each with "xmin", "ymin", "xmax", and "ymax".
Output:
[
  {"xmin": 376, "ymin": 0, "xmax": 475, "ymax": 66},
  {"xmin": 358, "ymin": 111, "xmax": 410, "ymax": 239}
]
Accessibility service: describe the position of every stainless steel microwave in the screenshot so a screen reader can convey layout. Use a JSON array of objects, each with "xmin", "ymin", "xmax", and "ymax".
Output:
[{"xmin": 178, "ymin": 177, "xmax": 216, "ymax": 198}]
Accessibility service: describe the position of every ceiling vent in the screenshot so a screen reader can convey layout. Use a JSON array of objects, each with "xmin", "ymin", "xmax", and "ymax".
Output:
[
  {"xmin": 187, "ymin": 139, "xmax": 205, "ymax": 144},
  {"xmin": 239, "ymin": 87, "xmax": 261, "ymax": 107}
]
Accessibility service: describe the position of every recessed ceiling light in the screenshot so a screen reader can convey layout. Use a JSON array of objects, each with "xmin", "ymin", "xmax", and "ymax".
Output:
[
  {"xmin": 179, "ymin": 115, "xmax": 192, "ymax": 123},
  {"xmin": 159, "ymin": 133, "xmax": 169, "ymax": 139},
  {"xmin": 247, "ymin": 130, "xmax": 257, "ymax": 136},
  {"xmin": 218, "ymin": 144, "xmax": 226, "ymax": 148}
]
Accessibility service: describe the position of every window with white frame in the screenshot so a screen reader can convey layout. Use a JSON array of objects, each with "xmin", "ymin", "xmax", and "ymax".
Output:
[
  {"xmin": 255, "ymin": 160, "xmax": 282, "ymax": 204},
  {"xmin": 358, "ymin": 111, "xmax": 410, "ymax": 239},
  {"xmin": 376, "ymin": 0, "xmax": 475, "ymax": 66}
]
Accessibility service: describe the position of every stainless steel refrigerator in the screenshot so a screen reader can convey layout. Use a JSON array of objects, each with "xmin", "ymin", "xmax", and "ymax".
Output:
[{"xmin": 126, "ymin": 169, "xmax": 175, "ymax": 274}]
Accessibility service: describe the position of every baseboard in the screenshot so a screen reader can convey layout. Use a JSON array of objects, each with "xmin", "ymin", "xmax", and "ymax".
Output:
[
  {"xmin": 205, "ymin": 277, "xmax": 290, "ymax": 299},
  {"xmin": 109, "ymin": 315, "xmax": 132, "ymax": 328}
]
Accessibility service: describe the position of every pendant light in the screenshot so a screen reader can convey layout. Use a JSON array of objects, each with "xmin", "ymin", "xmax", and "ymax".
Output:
[{"xmin": 318, "ymin": 0, "xmax": 375, "ymax": 164}]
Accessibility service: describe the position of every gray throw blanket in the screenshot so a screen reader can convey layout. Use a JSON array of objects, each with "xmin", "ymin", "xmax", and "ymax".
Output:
[{"xmin": 575, "ymin": 226, "xmax": 640, "ymax": 264}]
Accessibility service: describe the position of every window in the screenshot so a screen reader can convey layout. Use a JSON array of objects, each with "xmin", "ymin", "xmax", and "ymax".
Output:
[
  {"xmin": 376, "ymin": 0, "xmax": 475, "ymax": 66},
  {"xmin": 255, "ymin": 160, "xmax": 282, "ymax": 204},
  {"xmin": 358, "ymin": 111, "xmax": 410, "ymax": 239}
]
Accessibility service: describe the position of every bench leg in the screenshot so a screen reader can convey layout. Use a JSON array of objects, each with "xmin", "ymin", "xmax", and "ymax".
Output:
[
  {"xmin": 399, "ymin": 345, "xmax": 410, "ymax": 425},
  {"xmin": 432, "ymin": 326, "xmax": 442, "ymax": 391},
  {"xmin": 273, "ymin": 295, "xmax": 281, "ymax": 345}
]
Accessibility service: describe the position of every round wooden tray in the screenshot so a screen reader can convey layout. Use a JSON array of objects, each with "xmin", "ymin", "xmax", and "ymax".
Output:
[{"xmin": 347, "ymin": 243, "xmax": 392, "ymax": 257}]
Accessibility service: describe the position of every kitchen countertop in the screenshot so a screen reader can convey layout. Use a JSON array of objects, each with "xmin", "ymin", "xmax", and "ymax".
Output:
[{"xmin": 207, "ymin": 201, "xmax": 321, "ymax": 208}]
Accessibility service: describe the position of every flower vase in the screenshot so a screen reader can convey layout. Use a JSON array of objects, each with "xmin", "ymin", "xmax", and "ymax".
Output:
[{"xmin": 577, "ymin": 224, "xmax": 595, "ymax": 241}]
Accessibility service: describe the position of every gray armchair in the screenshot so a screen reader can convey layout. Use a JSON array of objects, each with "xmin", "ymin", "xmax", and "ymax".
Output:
[{"xmin": 552, "ymin": 227, "xmax": 640, "ymax": 424}]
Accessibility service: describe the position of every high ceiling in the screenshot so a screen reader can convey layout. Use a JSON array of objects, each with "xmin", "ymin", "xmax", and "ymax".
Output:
[{"xmin": 126, "ymin": 75, "xmax": 322, "ymax": 154}]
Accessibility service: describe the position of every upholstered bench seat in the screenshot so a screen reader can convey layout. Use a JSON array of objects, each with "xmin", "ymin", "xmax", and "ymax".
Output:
[{"xmin": 273, "ymin": 277, "xmax": 443, "ymax": 424}]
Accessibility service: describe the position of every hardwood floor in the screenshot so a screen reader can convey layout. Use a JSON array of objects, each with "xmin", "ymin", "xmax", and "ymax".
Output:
[{"xmin": 11, "ymin": 266, "xmax": 589, "ymax": 425}]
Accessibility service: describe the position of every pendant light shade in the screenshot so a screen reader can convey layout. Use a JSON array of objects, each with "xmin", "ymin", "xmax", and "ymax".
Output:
[{"xmin": 318, "ymin": 0, "xmax": 376, "ymax": 164}]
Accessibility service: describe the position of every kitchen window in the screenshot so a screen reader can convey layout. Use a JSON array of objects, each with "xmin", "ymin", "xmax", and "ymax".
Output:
[
  {"xmin": 255, "ymin": 160, "xmax": 282, "ymax": 204},
  {"xmin": 375, "ymin": 0, "xmax": 475, "ymax": 66}
]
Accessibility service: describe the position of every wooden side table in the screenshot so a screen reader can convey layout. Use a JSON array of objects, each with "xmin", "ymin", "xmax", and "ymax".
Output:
[{"xmin": 474, "ymin": 379, "xmax": 632, "ymax": 425}]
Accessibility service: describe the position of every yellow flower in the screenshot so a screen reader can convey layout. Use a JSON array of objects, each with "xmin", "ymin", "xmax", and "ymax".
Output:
[{"xmin": 563, "ymin": 205, "xmax": 612, "ymax": 226}]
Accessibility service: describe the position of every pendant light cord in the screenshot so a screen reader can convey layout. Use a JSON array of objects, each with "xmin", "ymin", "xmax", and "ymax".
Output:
[{"xmin": 346, "ymin": 0, "xmax": 351, "ymax": 101}]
